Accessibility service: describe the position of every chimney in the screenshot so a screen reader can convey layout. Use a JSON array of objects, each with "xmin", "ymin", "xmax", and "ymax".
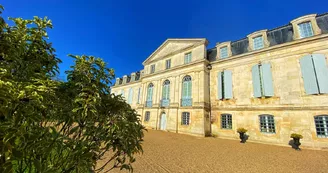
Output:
[
  {"xmin": 122, "ymin": 75, "xmax": 127, "ymax": 84},
  {"xmin": 115, "ymin": 78, "xmax": 120, "ymax": 86},
  {"xmin": 131, "ymin": 72, "xmax": 136, "ymax": 82}
]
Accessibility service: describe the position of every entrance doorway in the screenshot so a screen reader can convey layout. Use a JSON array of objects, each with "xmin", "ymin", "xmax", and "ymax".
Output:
[{"xmin": 160, "ymin": 112, "xmax": 167, "ymax": 130}]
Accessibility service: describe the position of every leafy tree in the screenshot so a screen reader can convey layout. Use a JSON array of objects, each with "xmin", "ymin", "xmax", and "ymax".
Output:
[{"xmin": 0, "ymin": 5, "xmax": 144, "ymax": 173}]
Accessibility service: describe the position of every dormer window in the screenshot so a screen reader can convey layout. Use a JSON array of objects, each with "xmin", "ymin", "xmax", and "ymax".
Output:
[
  {"xmin": 290, "ymin": 14, "xmax": 321, "ymax": 40},
  {"xmin": 253, "ymin": 36, "xmax": 264, "ymax": 50},
  {"xmin": 298, "ymin": 22, "xmax": 314, "ymax": 38},
  {"xmin": 150, "ymin": 64, "xmax": 155, "ymax": 74},
  {"xmin": 219, "ymin": 46, "xmax": 228, "ymax": 59}
]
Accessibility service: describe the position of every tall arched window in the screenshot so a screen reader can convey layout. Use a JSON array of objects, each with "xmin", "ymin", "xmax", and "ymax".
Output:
[
  {"xmin": 146, "ymin": 83, "xmax": 154, "ymax": 107},
  {"xmin": 181, "ymin": 75, "xmax": 192, "ymax": 107},
  {"xmin": 128, "ymin": 88, "xmax": 133, "ymax": 104},
  {"xmin": 314, "ymin": 115, "xmax": 328, "ymax": 138},
  {"xmin": 161, "ymin": 80, "xmax": 170, "ymax": 107}
]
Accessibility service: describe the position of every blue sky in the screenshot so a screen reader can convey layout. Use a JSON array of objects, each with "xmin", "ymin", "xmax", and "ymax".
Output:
[{"xmin": 2, "ymin": 0, "xmax": 328, "ymax": 81}]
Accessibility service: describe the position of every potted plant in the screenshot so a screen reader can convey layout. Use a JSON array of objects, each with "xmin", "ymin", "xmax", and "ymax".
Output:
[
  {"xmin": 237, "ymin": 128, "xmax": 247, "ymax": 143},
  {"xmin": 290, "ymin": 133, "xmax": 303, "ymax": 150}
]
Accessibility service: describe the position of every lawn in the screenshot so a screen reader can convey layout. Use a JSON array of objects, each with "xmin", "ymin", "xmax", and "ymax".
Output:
[{"xmin": 99, "ymin": 130, "xmax": 328, "ymax": 173}]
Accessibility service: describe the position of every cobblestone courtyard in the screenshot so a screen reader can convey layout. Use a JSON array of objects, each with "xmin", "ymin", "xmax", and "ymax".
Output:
[{"xmin": 102, "ymin": 130, "xmax": 328, "ymax": 173}]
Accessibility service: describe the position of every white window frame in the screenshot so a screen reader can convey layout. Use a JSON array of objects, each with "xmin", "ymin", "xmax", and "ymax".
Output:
[
  {"xmin": 181, "ymin": 112, "xmax": 190, "ymax": 125},
  {"xmin": 166, "ymin": 59, "xmax": 171, "ymax": 69},
  {"xmin": 253, "ymin": 36, "xmax": 264, "ymax": 50},
  {"xmin": 314, "ymin": 115, "xmax": 328, "ymax": 138},
  {"xmin": 184, "ymin": 52, "xmax": 192, "ymax": 64},
  {"xmin": 219, "ymin": 46, "xmax": 228, "ymax": 59},
  {"xmin": 150, "ymin": 64, "xmax": 155, "ymax": 74},
  {"xmin": 221, "ymin": 114, "xmax": 232, "ymax": 129},
  {"xmin": 144, "ymin": 111, "xmax": 150, "ymax": 122},
  {"xmin": 259, "ymin": 114, "xmax": 276, "ymax": 133}
]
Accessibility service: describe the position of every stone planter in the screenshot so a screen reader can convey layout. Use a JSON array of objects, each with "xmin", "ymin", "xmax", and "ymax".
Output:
[
  {"xmin": 293, "ymin": 137, "xmax": 301, "ymax": 150},
  {"xmin": 239, "ymin": 132, "xmax": 245, "ymax": 143}
]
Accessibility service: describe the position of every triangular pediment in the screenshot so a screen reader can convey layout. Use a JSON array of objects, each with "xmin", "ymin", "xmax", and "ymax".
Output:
[{"xmin": 143, "ymin": 38, "xmax": 207, "ymax": 65}]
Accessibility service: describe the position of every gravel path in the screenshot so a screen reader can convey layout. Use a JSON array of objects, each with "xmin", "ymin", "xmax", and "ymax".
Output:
[{"xmin": 100, "ymin": 130, "xmax": 328, "ymax": 173}]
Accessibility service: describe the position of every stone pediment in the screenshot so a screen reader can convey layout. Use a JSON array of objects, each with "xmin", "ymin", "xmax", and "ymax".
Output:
[{"xmin": 142, "ymin": 38, "xmax": 207, "ymax": 65}]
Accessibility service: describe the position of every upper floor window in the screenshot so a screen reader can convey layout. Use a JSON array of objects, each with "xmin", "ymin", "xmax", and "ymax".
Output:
[
  {"xmin": 184, "ymin": 52, "xmax": 192, "ymax": 64},
  {"xmin": 150, "ymin": 64, "xmax": 155, "ymax": 74},
  {"xmin": 137, "ymin": 87, "xmax": 141, "ymax": 104},
  {"xmin": 144, "ymin": 111, "xmax": 150, "ymax": 122},
  {"xmin": 217, "ymin": 70, "xmax": 233, "ymax": 100},
  {"xmin": 120, "ymin": 89, "xmax": 125, "ymax": 97},
  {"xmin": 181, "ymin": 76, "xmax": 192, "ymax": 107},
  {"xmin": 298, "ymin": 22, "xmax": 314, "ymax": 38},
  {"xmin": 300, "ymin": 54, "xmax": 328, "ymax": 95},
  {"xmin": 181, "ymin": 112, "xmax": 190, "ymax": 125},
  {"xmin": 219, "ymin": 46, "xmax": 228, "ymax": 59},
  {"xmin": 314, "ymin": 115, "xmax": 328, "ymax": 138},
  {"xmin": 147, "ymin": 83, "xmax": 154, "ymax": 101},
  {"xmin": 252, "ymin": 63, "xmax": 274, "ymax": 98},
  {"xmin": 259, "ymin": 114, "xmax": 275, "ymax": 133},
  {"xmin": 166, "ymin": 59, "xmax": 171, "ymax": 69},
  {"xmin": 128, "ymin": 88, "xmax": 133, "ymax": 104},
  {"xmin": 221, "ymin": 114, "xmax": 232, "ymax": 129},
  {"xmin": 253, "ymin": 36, "xmax": 264, "ymax": 50},
  {"xmin": 162, "ymin": 80, "xmax": 170, "ymax": 100}
]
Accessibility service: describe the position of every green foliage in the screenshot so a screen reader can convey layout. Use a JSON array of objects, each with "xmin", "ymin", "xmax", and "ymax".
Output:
[
  {"xmin": 237, "ymin": 128, "xmax": 247, "ymax": 133},
  {"xmin": 0, "ymin": 5, "xmax": 144, "ymax": 173},
  {"xmin": 290, "ymin": 133, "xmax": 303, "ymax": 139}
]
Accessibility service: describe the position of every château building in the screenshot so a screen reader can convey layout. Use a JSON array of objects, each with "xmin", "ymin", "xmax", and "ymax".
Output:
[{"xmin": 111, "ymin": 13, "xmax": 328, "ymax": 149}]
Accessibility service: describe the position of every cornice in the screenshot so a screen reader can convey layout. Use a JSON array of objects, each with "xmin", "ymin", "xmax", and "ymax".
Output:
[
  {"xmin": 210, "ymin": 33, "xmax": 328, "ymax": 66},
  {"xmin": 211, "ymin": 105, "xmax": 328, "ymax": 111}
]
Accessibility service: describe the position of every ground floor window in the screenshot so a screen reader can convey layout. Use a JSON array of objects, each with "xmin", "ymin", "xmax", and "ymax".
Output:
[
  {"xmin": 315, "ymin": 115, "xmax": 328, "ymax": 138},
  {"xmin": 221, "ymin": 114, "xmax": 232, "ymax": 129},
  {"xmin": 259, "ymin": 114, "xmax": 275, "ymax": 133},
  {"xmin": 144, "ymin": 111, "xmax": 150, "ymax": 122},
  {"xmin": 182, "ymin": 112, "xmax": 190, "ymax": 125}
]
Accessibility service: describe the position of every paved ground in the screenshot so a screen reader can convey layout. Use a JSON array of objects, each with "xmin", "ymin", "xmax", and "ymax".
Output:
[{"xmin": 101, "ymin": 130, "xmax": 328, "ymax": 173}]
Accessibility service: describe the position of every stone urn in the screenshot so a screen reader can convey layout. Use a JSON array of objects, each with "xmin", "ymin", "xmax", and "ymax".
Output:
[
  {"xmin": 290, "ymin": 133, "xmax": 303, "ymax": 151},
  {"xmin": 237, "ymin": 128, "xmax": 248, "ymax": 143}
]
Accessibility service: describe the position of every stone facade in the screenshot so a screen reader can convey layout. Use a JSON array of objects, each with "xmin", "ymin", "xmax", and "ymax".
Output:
[{"xmin": 112, "ymin": 13, "xmax": 328, "ymax": 149}]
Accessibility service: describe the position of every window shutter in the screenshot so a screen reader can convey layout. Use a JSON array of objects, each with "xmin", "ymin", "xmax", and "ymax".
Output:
[
  {"xmin": 224, "ymin": 70, "xmax": 233, "ymax": 99},
  {"xmin": 137, "ymin": 88, "xmax": 141, "ymax": 103},
  {"xmin": 312, "ymin": 54, "xmax": 328, "ymax": 94},
  {"xmin": 261, "ymin": 63, "xmax": 274, "ymax": 96},
  {"xmin": 217, "ymin": 72, "xmax": 223, "ymax": 99},
  {"xmin": 167, "ymin": 85, "xmax": 170, "ymax": 99},
  {"xmin": 182, "ymin": 82, "xmax": 187, "ymax": 99},
  {"xmin": 187, "ymin": 81, "xmax": 192, "ymax": 98},
  {"xmin": 128, "ymin": 88, "xmax": 133, "ymax": 104},
  {"xmin": 162, "ymin": 85, "xmax": 166, "ymax": 99},
  {"xmin": 252, "ymin": 65, "xmax": 262, "ymax": 97},
  {"xmin": 300, "ymin": 55, "xmax": 319, "ymax": 94}
]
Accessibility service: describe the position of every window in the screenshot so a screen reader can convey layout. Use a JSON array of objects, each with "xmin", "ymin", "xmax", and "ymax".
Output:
[
  {"xmin": 252, "ymin": 63, "xmax": 274, "ymax": 98},
  {"xmin": 144, "ymin": 111, "xmax": 150, "ymax": 122},
  {"xmin": 120, "ymin": 89, "xmax": 125, "ymax": 97},
  {"xmin": 218, "ymin": 70, "xmax": 233, "ymax": 99},
  {"xmin": 298, "ymin": 22, "xmax": 314, "ymax": 38},
  {"xmin": 300, "ymin": 54, "xmax": 328, "ymax": 95},
  {"xmin": 259, "ymin": 115, "xmax": 275, "ymax": 133},
  {"xmin": 128, "ymin": 88, "xmax": 133, "ymax": 104},
  {"xmin": 150, "ymin": 64, "xmax": 155, "ymax": 74},
  {"xmin": 184, "ymin": 52, "xmax": 192, "ymax": 64},
  {"xmin": 314, "ymin": 115, "xmax": 328, "ymax": 138},
  {"xmin": 181, "ymin": 112, "xmax": 190, "ymax": 125},
  {"xmin": 146, "ymin": 83, "xmax": 153, "ymax": 107},
  {"xmin": 253, "ymin": 36, "xmax": 264, "ymax": 50},
  {"xmin": 221, "ymin": 114, "xmax": 232, "ymax": 129},
  {"xmin": 137, "ymin": 87, "xmax": 141, "ymax": 104},
  {"xmin": 161, "ymin": 80, "xmax": 170, "ymax": 107},
  {"xmin": 181, "ymin": 76, "xmax": 192, "ymax": 106},
  {"xmin": 219, "ymin": 46, "xmax": 228, "ymax": 59},
  {"xmin": 166, "ymin": 59, "xmax": 171, "ymax": 69}
]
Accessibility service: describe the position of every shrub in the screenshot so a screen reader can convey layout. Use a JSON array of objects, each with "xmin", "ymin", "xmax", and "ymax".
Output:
[
  {"xmin": 237, "ymin": 128, "xmax": 247, "ymax": 133},
  {"xmin": 290, "ymin": 133, "xmax": 303, "ymax": 139}
]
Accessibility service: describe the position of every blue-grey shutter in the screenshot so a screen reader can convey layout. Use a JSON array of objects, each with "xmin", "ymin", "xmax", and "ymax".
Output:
[
  {"xmin": 312, "ymin": 54, "xmax": 328, "ymax": 94},
  {"xmin": 224, "ymin": 70, "xmax": 233, "ymax": 99},
  {"xmin": 187, "ymin": 81, "xmax": 192, "ymax": 98},
  {"xmin": 300, "ymin": 55, "xmax": 319, "ymax": 94},
  {"xmin": 252, "ymin": 65, "xmax": 262, "ymax": 97},
  {"xmin": 128, "ymin": 88, "xmax": 133, "ymax": 104},
  {"xmin": 217, "ymin": 72, "xmax": 223, "ymax": 99},
  {"xmin": 261, "ymin": 63, "xmax": 274, "ymax": 96}
]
